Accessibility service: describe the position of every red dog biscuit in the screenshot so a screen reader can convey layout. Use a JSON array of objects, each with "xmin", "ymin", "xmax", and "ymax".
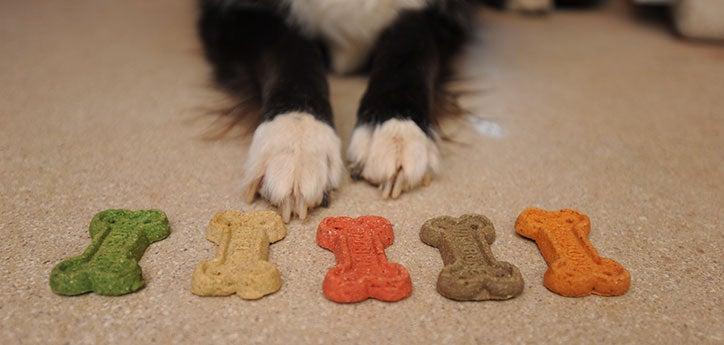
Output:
[
  {"xmin": 515, "ymin": 208, "xmax": 631, "ymax": 297},
  {"xmin": 317, "ymin": 216, "xmax": 412, "ymax": 303}
]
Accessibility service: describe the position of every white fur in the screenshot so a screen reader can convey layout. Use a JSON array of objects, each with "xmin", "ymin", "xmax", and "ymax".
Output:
[
  {"xmin": 242, "ymin": 112, "xmax": 344, "ymax": 222},
  {"xmin": 285, "ymin": 0, "xmax": 428, "ymax": 74},
  {"xmin": 347, "ymin": 119, "xmax": 439, "ymax": 199}
]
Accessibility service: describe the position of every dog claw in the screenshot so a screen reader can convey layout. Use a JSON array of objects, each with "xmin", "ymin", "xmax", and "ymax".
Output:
[
  {"xmin": 321, "ymin": 193, "xmax": 330, "ymax": 208},
  {"xmin": 244, "ymin": 177, "xmax": 262, "ymax": 203},
  {"xmin": 422, "ymin": 174, "xmax": 432, "ymax": 187},
  {"xmin": 380, "ymin": 179, "xmax": 392, "ymax": 200},
  {"xmin": 349, "ymin": 164, "xmax": 363, "ymax": 181},
  {"xmin": 280, "ymin": 198, "xmax": 292, "ymax": 223},
  {"xmin": 379, "ymin": 169, "xmax": 404, "ymax": 200},
  {"xmin": 295, "ymin": 197, "xmax": 308, "ymax": 221},
  {"xmin": 390, "ymin": 170, "xmax": 404, "ymax": 199}
]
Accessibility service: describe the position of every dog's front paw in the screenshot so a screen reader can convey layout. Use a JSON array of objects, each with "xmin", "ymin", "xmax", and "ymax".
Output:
[
  {"xmin": 347, "ymin": 119, "xmax": 439, "ymax": 199},
  {"xmin": 242, "ymin": 112, "xmax": 344, "ymax": 222}
]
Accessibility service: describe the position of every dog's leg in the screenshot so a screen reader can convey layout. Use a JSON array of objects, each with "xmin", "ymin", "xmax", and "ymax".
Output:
[
  {"xmin": 199, "ymin": 2, "xmax": 342, "ymax": 222},
  {"xmin": 348, "ymin": 6, "xmax": 470, "ymax": 199}
]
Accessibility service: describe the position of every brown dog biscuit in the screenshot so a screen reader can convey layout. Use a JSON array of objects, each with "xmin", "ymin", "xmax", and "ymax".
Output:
[
  {"xmin": 515, "ymin": 208, "xmax": 630, "ymax": 297},
  {"xmin": 420, "ymin": 214, "xmax": 524, "ymax": 301},
  {"xmin": 192, "ymin": 210, "xmax": 286, "ymax": 300}
]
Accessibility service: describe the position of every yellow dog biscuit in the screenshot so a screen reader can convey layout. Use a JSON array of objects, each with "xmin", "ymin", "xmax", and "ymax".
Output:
[{"xmin": 191, "ymin": 210, "xmax": 287, "ymax": 299}]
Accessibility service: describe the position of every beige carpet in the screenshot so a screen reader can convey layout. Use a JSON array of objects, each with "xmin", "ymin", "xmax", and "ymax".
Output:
[{"xmin": 1, "ymin": 1, "xmax": 722, "ymax": 344}]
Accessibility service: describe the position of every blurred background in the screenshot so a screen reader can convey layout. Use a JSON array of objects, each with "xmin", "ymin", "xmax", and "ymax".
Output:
[{"xmin": 482, "ymin": 0, "xmax": 724, "ymax": 42}]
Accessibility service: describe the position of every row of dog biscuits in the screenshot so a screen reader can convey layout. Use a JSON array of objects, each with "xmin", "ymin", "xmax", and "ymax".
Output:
[
  {"xmin": 49, "ymin": 208, "xmax": 630, "ymax": 300},
  {"xmin": 190, "ymin": 213, "xmax": 522, "ymax": 303}
]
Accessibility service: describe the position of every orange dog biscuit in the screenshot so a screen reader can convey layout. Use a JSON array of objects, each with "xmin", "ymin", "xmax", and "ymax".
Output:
[{"xmin": 515, "ymin": 208, "xmax": 630, "ymax": 297}]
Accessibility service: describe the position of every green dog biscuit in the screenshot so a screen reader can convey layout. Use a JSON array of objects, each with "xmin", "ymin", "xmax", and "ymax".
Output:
[{"xmin": 49, "ymin": 209, "xmax": 170, "ymax": 296}]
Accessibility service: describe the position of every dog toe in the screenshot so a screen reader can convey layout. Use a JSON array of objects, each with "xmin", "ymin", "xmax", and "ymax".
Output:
[{"xmin": 348, "ymin": 118, "xmax": 439, "ymax": 198}]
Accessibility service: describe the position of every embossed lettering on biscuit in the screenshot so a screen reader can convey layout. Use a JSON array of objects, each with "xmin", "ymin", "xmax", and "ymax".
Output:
[
  {"xmin": 515, "ymin": 208, "xmax": 631, "ymax": 297},
  {"xmin": 317, "ymin": 216, "xmax": 412, "ymax": 303},
  {"xmin": 49, "ymin": 209, "xmax": 170, "ymax": 296},
  {"xmin": 421, "ymin": 214, "xmax": 524, "ymax": 301},
  {"xmin": 192, "ymin": 210, "xmax": 287, "ymax": 300}
]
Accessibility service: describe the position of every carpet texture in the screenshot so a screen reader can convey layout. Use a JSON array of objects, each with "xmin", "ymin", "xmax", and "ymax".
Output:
[{"xmin": 1, "ymin": 1, "xmax": 722, "ymax": 344}]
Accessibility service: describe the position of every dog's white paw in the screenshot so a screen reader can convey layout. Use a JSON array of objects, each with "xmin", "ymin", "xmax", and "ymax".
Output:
[
  {"xmin": 347, "ymin": 119, "xmax": 439, "ymax": 199},
  {"xmin": 242, "ymin": 112, "xmax": 344, "ymax": 222}
]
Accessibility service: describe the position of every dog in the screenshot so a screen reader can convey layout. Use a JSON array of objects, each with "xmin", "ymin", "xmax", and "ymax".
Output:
[
  {"xmin": 483, "ymin": 0, "xmax": 600, "ymax": 13},
  {"xmin": 198, "ymin": 0, "xmax": 473, "ymax": 222}
]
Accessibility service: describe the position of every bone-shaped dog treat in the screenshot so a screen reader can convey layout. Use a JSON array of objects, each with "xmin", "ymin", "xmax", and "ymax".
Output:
[
  {"xmin": 420, "ymin": 214, "xmax": 524, "ymax": 301},
  {"xmin": 191, "ymin": 210, "xmax": 287, "ymax": 300},
  {"xmin": 515, "ymin": 208, "xmax": 630, "ymax": 297},
  {"xmin": 49, "ymin": 209, "xmax": 170, "ymax": 296},
  {"xmin": 317, "ymin": 216, "xmax": 412, "ymax": 303}
]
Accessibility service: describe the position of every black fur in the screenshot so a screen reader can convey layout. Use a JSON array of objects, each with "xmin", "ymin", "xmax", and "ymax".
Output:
[
  {"xmin": 357, "ymin": 2, "xmax": 472, "ymax": 135},
  {"xmin": 198, "ymin": 0, "xmax": 472, "ymax": 136},
  {"xmin": 199, "ymin": 0, "xmax": 333, "ymax": 126}
]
